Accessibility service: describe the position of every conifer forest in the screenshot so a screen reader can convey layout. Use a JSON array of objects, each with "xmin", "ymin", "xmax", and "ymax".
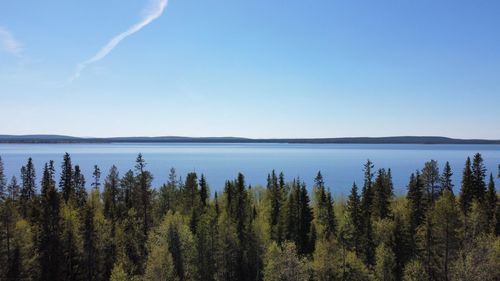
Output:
[{"xmin": 0, "ymin": 153, "xmax": 498, "ymax": 281}]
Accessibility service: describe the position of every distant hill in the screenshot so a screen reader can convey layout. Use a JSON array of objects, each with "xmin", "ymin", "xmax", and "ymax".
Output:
[{"xmin": 1, "ymin": 135, "xmax": 500, "ymax": 144}]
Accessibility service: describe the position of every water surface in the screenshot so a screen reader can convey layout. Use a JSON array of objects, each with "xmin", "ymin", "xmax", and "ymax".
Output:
[{"xmin": 1, "ymin": 143, "xmax": 499, "ymax": 196}]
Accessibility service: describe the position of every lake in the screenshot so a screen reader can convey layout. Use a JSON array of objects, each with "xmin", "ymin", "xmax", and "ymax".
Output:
[{"xmin": 0, "ymin": 143, "xmax": 499, "ymax": 196}]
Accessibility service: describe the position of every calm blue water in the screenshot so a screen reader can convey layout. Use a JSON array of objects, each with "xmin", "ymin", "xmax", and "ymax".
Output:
[{"xmin": 0, "ymin": 143, "xmax": 498, "ymax": 196}]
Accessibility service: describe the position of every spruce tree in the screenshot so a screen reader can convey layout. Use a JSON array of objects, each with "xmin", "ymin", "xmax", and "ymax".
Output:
[
  {"xmin": 441, "ymin": 161, "xmax": 454, "ymax": 194},
  {"xmin": 471, "ymin": 153, "xmax": 487, "ymax": 202},
  {"xmin": 459, "ymin": 157, "xmax": 474, "ymax": 214},
  {"xmin": 360, "ymin": 160, "xmax": 375, "ymax": 267},
  {"xmin": 199, "ymin": 174, "xmax": 209, "ymax": 207},
  {"xmin": 346, "ymin": 182, "xmax": 363, "ymax": 255},
  {"xmin": 372, "ymin": 168, "xmax": 392, "ymax": 220},
  {"xmin": 60, "ymin": 152, "xmax": 74, "ymax": 202},
  {"xmin": 20, "ymin": 157, "xmax": 36, "ymax": 218},
  {"xmin": 103, "ymin": 165, "xmax": 120, "ymax": 222},
  {"xmin": 39, "ymin": 161, "xmax": 62, "ymax": 281},
  {"xmin": 313, "ymin": 171, "xmax": 336, "ymax": 239},
  {"xmin": 485, "ymin": 173, "xmax": 497, "ymax": 234},
  {"xmin": 73, "ymin": 165, "xmax": 87, "ymax": 208},
  {"xmin": 7, "ymin": 176, "xmax": 20, "ymax": 201},
  {"xmin": 407, "ymin": 172, "xmax": 424, "ymax": 256}
]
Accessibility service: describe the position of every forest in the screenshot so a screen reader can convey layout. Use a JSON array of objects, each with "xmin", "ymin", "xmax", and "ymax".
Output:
[{"xmin": 0, "ymin": 153, "xmax": 498, "ymax": 281}]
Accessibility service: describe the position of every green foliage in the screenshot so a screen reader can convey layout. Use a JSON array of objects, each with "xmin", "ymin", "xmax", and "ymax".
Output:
[
  {"xmin": 0, "ymin": 154, "xmax": 498, "ymax": 281},
  {"xmin": 263, "ymin": 241, "xmax": 310, "ymax": 281}
]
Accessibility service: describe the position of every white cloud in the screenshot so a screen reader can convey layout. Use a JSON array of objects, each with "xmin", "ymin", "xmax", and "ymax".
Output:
[
  {"xmin": 70, "ymin": 0, "xmax": 169, "ymax": 81},
  {"xmin": 0, "ymin": 26, "xmax": 22, "ymax": 56}
]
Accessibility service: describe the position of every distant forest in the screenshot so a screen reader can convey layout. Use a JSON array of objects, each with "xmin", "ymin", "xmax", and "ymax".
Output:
[
  {"xmin": 0, "ymin": 153, "xmax": 498, "ymax": 281},
  {"xmin": 2, "ymin": 135, "xmax": 500, "ymax": 144}
]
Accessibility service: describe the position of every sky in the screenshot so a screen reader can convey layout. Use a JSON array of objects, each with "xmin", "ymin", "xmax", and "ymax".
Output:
[{"xmin": 1, "ymin": 0, "xmax": 499, "ymax": 139}]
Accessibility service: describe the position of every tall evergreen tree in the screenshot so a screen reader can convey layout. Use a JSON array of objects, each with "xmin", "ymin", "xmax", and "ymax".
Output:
[
  {"xmin": 20, "ymin": 157, "xmax": 36, "ymax": 218},
  {"xmin": 82, "ymin": 203, "xmax": 98, "ymax": 281},
  {"xmin": 73, "ymin": 165, "xmax": 87, "ymax": 208},
  {"xmin": 268, "ymin": 170, "xmax": 286, "ymax": 243},
  {"xmin": 39, "ymin": 161, "xmax": 62, "ymax": 281},
  {"xmin": 459, "ymin": 157, "xmax": 474, "ymax": 214},
  {"xmin": 7, "ymin": 176, "xmax": 20, "ymax": 201},
  {"xmin": 471, "ymin": 153, "xmax": 487, "ymax": 202},
  {"xmin": 485, "ymin": 173, "xmax": 497, "ymax": 234},
  {"xmin": 360, "ymin": 160, "xmax": 375, "ymax": 267},
  {"xmin": 158, "ymin": 167, "xmax": 179, "ymax": 217},
  {"xmin": 440, "ymin": 161, "xmax": 454, "ymax": 194},
  {"xmin": 372, "ymin": 168, "xmax": 393, "ymax": 220},
  {"xmin": 313, "ymin": 171, "xmax": 336, "ymax": 239},
  {"xmin": 92, "ymin": 165, "xmax": 101, "ymax": 191},
  {"xmin": 60, "ymin": 152, "xmax": 74, "ymax": 202},
  {"xmin": 134, "ymin": 154, "xmax": 153, "ymax": 237},
  {"xmin": 199, "ymin": 174, "xmax": 209, "ymax": 207},
  {"xmin": 407, "ymin": 172, "xmax": 424, "ymax": 256},
  {"xmin": 103, "ymin": 165, "xmax": 120, "ymax": 222},
  {"xmin": 346, "ymin": 182, "xmax": 363, "ymax": 255}
]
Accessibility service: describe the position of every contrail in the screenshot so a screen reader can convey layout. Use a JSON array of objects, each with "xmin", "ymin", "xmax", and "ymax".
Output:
[{"xmin": 70, "ymin": 0, "xmax": 168, "ymax": 81}]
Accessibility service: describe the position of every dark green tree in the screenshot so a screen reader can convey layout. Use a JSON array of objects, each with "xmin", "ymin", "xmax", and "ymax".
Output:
[
  {"xmin": 459, "ymin": 157, "xmax": 474, "ymax": 214},
  {"xmin": 73, "ymin": 165, "xmax": 87, "ymax": 208},
  {"xmin": 471, "ymin": 153, "xmax": 487, "ymax": 202},
  {"xmin": 313, "ymin": 171, "xmax": 336, "ymax": 240},
  {"xmin": 60, "ymin": 152, "xmax": 74, "ymax": 202},
  {"xmin": 20, "ymin": 158, "xmax": 36, "ymax": 218},
  {"xmin": 39, "ymin": 161, "xmax": 62, "ymax": 281},
  {"xmin": 440, "ymin": 161, "xmax": 454, "ymax": 195},
  {"xmin": 346, "ymin": 182, "xmax": 363, "ymax": 255},
  {"xmin": 407, "ymin": 172, "xmax": 425, "ymax": 257},
  {"xmin": 485, "ymin": 173, "xmax": 497, "ymax": 234},
  {"xmin": 199, "ymin": 174, "xmax": 209, "ymax": 207},
  {"xmin": 92, "ymin": 165, "xmax": 101, "ymax": 191}
]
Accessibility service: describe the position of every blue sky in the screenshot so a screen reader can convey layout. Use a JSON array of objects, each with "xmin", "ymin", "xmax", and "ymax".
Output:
[{"xmin": 1, "ymin": 0, "xmax": 499, "ymax": 138}]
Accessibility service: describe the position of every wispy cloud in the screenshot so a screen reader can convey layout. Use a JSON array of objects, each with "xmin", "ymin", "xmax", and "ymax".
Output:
[
  {"xmin": 70, "ymin": 0, "xmax": 169, "ymax": 81},
  {"xmin": 0, "ymin": 26, "xmax": 22, "ymax": 56}
]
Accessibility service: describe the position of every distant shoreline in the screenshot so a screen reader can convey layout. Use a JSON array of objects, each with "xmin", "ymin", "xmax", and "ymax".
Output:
[{"xmin": 1, "ymin": 135, "xmax": 500, "ymax": 145}]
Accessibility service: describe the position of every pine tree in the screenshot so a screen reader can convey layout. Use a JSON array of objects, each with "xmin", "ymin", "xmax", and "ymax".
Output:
[
  {"xmin": 421, "ymin": 160, "xmax": 441, "ymax": 207},
  {"xmin": 39, "ymin": 161, "xmax": 62, "ymax": 281},
  {"xmin": 459, "ymin": 157, "xmax": 474, "ymax": 214},
  {"xmin": 60, "ymin": 152, "xmax": 74, "ymax": 202},
  {"xmin": 92, "ymin": 165, "xmax": 101, "ymax": 191},
  {"xmin": 441, "ymin": 161, "xmax": 454, "ymax": 194}
]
